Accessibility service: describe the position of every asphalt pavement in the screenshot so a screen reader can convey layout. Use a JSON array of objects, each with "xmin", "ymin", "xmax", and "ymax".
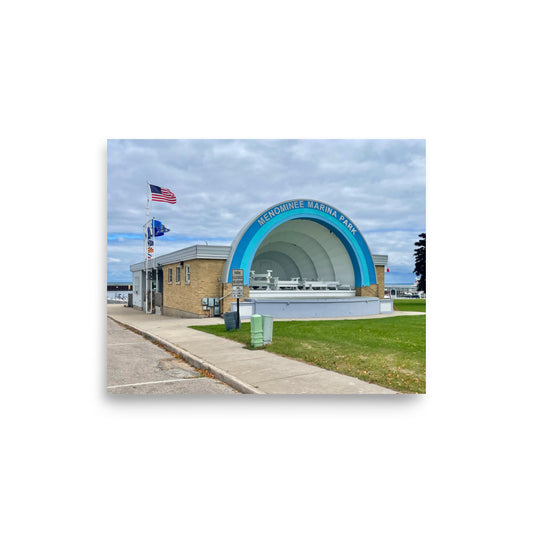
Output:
[{"xmin": 107, "ymin": 317, "xmax": 239, "ymax": 394}]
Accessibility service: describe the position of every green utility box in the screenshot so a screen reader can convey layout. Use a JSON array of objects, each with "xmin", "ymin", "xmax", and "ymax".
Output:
[
  {"xmin": 262, "ymin": 315, "xmax": 273, "ymax": 344},
  {"xmin": 250, "ymin": 314, "xmax": 264, "ymax": 347}
]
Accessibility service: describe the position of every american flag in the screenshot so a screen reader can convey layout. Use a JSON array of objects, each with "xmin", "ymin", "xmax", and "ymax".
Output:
[{"xmin": 149, "ymin": 184, "xmax": 176, "ymax": 204}]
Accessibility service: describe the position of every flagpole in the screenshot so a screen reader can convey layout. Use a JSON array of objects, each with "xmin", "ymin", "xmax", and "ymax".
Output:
[
  {"xmin": 145, "ymin": 181, "xmax": 150, "ymax": 313},
  {"xmin": 143, "ymin": 181, "xmax": 175, "ymax": 313},
  {"xmin": 151, "ymin": 217, "xmax": 155, "ymax": 313}
]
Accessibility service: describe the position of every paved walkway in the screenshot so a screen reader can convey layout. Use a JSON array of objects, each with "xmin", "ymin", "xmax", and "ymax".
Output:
[{"xmin": 106, "ymin": 304, "xmax": 423, "ymax": 394}]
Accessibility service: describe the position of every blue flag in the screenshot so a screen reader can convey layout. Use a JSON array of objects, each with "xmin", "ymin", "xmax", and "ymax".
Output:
[{"xmin": 147, "ymin": 220, "xmax": 170, "ymax": 238}]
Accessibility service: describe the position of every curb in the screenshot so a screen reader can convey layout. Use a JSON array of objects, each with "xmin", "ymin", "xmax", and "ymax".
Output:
[{"xmin": 108, "ymin": 316, "xmax": 264, "ymax": 395}]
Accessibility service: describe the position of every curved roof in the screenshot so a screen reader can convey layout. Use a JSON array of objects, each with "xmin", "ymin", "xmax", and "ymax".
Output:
[{"xmin": 222, "ymin": 199, "xmax": 377, "ymax": 286}]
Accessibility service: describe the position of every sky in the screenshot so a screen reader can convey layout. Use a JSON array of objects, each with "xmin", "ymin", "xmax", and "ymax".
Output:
[{"xmin": 107, "ymin": 139, "xmax": 425, "ymax": 284}]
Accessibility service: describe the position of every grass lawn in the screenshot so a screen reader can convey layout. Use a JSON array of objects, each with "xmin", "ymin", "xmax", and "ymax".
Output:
[
  {"xmin": 191, "ymin": 315, "xmax": 426, "ymax": 393},
  {"xmin": 392, "ymin": 298, "xmax": 426, "ymax": 312}
]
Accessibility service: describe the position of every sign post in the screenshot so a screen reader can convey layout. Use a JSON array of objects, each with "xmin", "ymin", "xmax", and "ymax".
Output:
[{"xmin": 231, "ymin": 269, "xmax": 244, "ymax": 328}]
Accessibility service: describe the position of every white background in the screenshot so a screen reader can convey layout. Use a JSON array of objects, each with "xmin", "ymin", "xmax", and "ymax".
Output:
[{"xmin": 1, "ymin": 1, "xmax": 532, "ymax": 532}]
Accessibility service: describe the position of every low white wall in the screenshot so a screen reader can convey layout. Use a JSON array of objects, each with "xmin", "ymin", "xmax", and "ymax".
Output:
[
  {"xmin": 379, "ymin": 300, "xmax": 394, "ymax": 313},
  {"xmin": 249, "ymin": 297, "xmax": 380, "ymax": 319},
  {"xmin": 230, "ymin": 301, "xmax": 254, "ymax": 319}
]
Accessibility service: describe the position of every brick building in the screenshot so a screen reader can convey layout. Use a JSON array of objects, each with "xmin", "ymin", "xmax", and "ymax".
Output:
[{"xmin": 130, "ymin": 199, "xmax": 389, "ymax": 319}]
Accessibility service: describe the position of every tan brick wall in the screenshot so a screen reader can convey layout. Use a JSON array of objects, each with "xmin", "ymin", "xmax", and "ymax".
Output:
[
  {"xmin": 355, "ymin": 265, "xmax": 385, "ymax": 299},
  {"xmin": 356, "ymin": 284, "xmax": 378, "ymax": 297},
  {"xmin": 162, "ymin": 259, "xmax": 226, "ymax": 317},
  {"xmin": 376, "ymin": 265, "xmax": 385, "ymax": 299},
  {"xmin": 220, "ymin": 284, "xmax": 250, "ymax": 315}
]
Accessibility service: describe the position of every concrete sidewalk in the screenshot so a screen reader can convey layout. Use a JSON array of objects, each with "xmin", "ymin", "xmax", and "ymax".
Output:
[{"xmin": 106, "ymin": 304, "xmax": 420, "ymax": 394}]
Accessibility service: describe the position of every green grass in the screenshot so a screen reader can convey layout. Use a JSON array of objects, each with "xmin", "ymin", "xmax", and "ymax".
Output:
[
  {"xmin": 392, "ymin": 298, "xmax": 426, "ymax": 312},
  {"xmin": 191, "ymin": 315, "xmax": 426, "ymax": 393}
]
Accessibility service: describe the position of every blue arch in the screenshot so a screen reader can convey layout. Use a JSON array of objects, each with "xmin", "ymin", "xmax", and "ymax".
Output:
[{"xmin": 224, "ymin": 200, "xmax": 376, "ymax": 286}]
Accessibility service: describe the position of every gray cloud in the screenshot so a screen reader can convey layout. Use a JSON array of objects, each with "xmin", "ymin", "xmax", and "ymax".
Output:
[{"xmin": 107, "ymin": 139, "xmax": 425, "ymax": 283}]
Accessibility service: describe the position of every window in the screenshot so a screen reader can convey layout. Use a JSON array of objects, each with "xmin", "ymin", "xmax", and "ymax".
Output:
[
  {"xmin": 168, "ymin": 268, "xmax": 172, "ymax": 283},
  {"xmin": 176, "ymin": 266, "xmax": 181, "ymax": 283},
  {"xmin": 185, "ymin": 265, "xmax": 190, "ymax": 283}
]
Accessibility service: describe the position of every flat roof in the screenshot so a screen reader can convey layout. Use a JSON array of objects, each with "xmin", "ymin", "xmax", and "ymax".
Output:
[{"xmin": 130, "ymin": 245, "xmax": 231, "ymax": 272}]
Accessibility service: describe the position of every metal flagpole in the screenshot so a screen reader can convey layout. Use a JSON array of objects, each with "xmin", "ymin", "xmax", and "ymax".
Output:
[
  {"xmin": 145, "ymin": 181, "xmax": 151, "ymax": 314},
  {"xmin": 142, "ymin": 217, "xmax": 154, "ymax": 314},
  {"xmin": 151, "ymin": 217, "xmax": 155, "ymax": 313}
]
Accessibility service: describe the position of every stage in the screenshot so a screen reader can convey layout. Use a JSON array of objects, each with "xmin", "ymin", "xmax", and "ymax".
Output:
[{"xmin": 231, "ymin": 290, "xmax": 393, "ymax": 319}]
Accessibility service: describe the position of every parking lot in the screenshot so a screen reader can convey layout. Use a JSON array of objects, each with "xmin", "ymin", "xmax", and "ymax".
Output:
[{"xmin": 107, "ymin": 318, "xmax": 239, "ymax": 394}]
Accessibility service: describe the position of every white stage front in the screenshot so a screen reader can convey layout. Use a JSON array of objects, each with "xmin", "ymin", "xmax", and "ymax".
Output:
[{"xmin": 232, "ymin": 291, "xmax": 392, "ymax": 319}]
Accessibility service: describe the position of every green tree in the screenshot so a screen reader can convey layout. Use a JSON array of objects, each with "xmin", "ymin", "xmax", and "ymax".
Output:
[{"xmin": 414, "ymin": 232, "xmax": 426, "ymax": 293}]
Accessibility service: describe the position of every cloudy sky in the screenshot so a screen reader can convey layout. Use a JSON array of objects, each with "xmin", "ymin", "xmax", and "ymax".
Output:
[{"xmin": 107, "ymin": 139, "xmax": 425, "ymax": 284}]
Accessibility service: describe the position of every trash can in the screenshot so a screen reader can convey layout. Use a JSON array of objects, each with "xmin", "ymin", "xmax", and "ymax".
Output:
[
  {"xmin": 250, "ymin": 314, "xmax": 264, "ymax": 347},
  {"xmin": 262, "ymin": 315, "xmax": 273, "ymax": 344},
  {"xmin": 224, "ymin": 311, "xmax": 240, "ymax": 331},
  {"xmin": 127, "ymin": 294, "xmax": 133, "ymax": 307}
]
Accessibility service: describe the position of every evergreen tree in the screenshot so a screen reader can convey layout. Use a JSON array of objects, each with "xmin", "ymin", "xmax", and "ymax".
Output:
[{"xmin": 414, "ymin": 232, "xmax": 426, "ymax": 293}]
